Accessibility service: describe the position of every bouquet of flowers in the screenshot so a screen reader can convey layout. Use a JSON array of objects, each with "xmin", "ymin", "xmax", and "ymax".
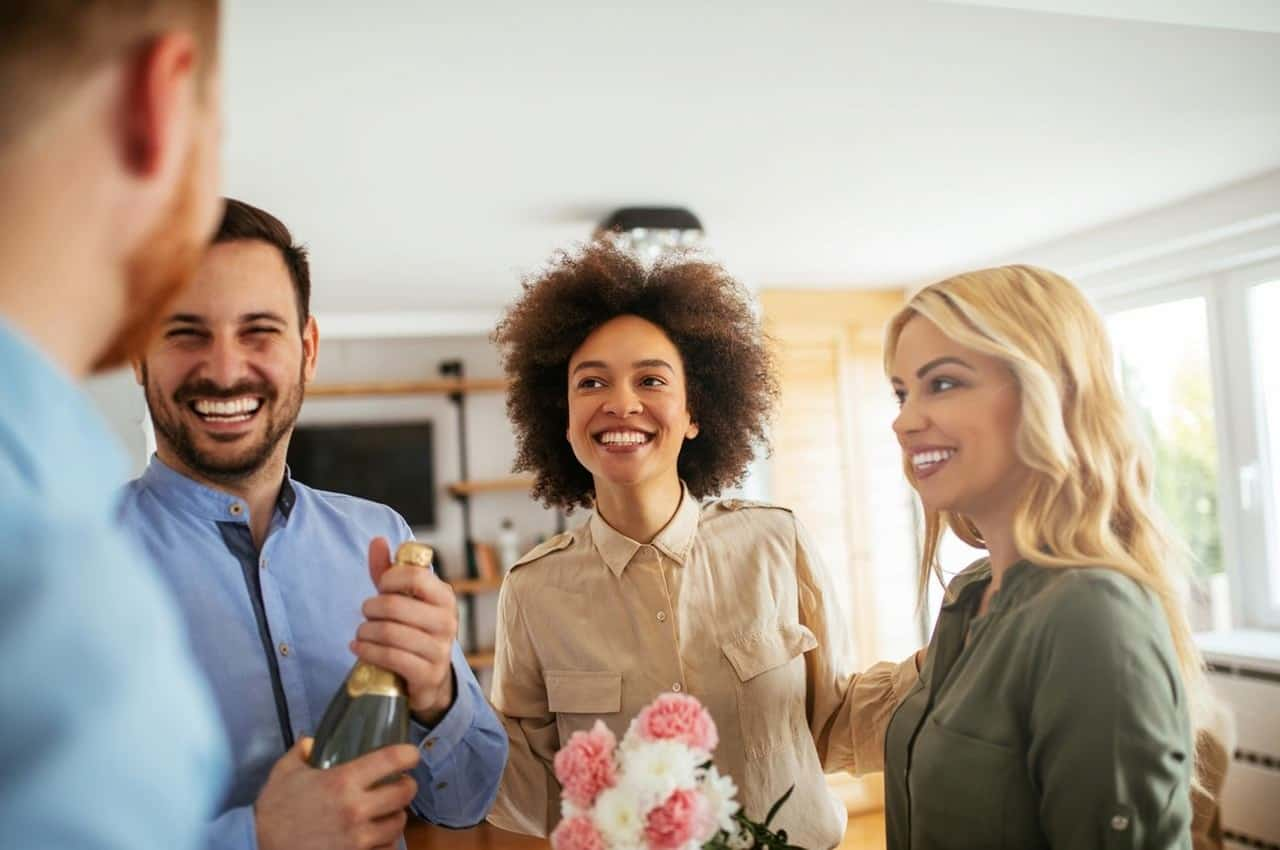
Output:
[{"xmin": 550, "ymin": 692, "xmax": 804, "ymax": 850}]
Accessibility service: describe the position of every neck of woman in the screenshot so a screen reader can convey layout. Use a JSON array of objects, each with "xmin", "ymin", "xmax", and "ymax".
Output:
[
  {"xmin": 974, "ymin": 516, "xmax": 1020, "ymax": 594},
  {"xmin": 593, "ymin": 474, "xmax": 684, "ymax": 544}
]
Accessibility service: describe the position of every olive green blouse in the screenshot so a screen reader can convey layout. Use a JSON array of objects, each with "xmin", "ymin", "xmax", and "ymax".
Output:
[{"xmin": 884, "ymin": 559, "xmax": 1192, "ymax": 850}]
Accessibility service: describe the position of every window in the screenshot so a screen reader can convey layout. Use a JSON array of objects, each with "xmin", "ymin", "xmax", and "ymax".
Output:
[
  {"xmin": 1099, "ymin": 261, "xmax": 1280, "ymax": 632},
  {"xmin": 1106, "ymin": 297, "xmax": 1229, "ymax": 631},
  {"xmin": 1249, "ymin": 279, "xmax": 1280, "ymax": 609},
  {"xmin": 1107, "ymin": 298, "xmax": 1223, "ymax": 578}
]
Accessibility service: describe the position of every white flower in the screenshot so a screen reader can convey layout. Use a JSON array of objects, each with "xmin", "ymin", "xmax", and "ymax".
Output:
[
  {"xmin": 592, "ymin": 785, "xmax": 645, "ymax": 850},
  {"xmin": 727, "ymin": 823, "xmax": 754, "ymax": 850},
  {"xmin": 619, "ymin": 717, "xmax": 646, "ymax": 753},
  {"xmin": 698, "ymin": 765, "xmax": 741, "ymax": 835},
  {"xmin": 617, "ymin": 739, "xmax": 700, "ymax": 808},
  {"xmin": 561, "ymin": 798, "xmax": 583, "ymax": 821}
]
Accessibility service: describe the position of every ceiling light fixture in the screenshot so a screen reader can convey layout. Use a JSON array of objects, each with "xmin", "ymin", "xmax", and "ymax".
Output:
[{"xmin": 598, "ymin": 207, "xmax": 704, "ymax": 263}]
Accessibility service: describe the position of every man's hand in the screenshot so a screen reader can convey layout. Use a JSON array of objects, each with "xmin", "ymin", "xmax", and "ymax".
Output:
[
  {"xmin": 353, "ymin": 537, "xmax": 458, "ymax": 726},
  {"xmin": 255, "ymin": 738, "xmax": 420, "ymax": 850}
]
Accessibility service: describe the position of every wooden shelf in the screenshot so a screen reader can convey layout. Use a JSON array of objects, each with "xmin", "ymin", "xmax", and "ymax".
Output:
[
  {"xmin": 465, "ymin": 649, "xmax": 495, "ymax": 669},
  {"xmin": 447, "ymin": 476, "xmax": 534, "ymax": 498},
  {"xmin": 448, "ymin": 576, "xmax": 503, "ymax": 595},
  {"xmin": 306, "ymin": 377, "xmax": 508, "ymax": 398}
]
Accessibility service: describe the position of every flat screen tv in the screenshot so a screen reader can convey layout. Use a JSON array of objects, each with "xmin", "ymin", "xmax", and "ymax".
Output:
[{"xmin": 286, "ymin": 421, "xmax": 435, "ymax": 528}]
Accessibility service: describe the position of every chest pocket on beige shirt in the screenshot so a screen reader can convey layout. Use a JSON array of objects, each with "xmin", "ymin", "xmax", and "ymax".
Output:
[
  {"xmin": 722, "ymin": 622, "xmax": 817, "ymax": 758},
  {"xmin": 547, "ymin": 670, "xmax": 622, "ymax": 744}
]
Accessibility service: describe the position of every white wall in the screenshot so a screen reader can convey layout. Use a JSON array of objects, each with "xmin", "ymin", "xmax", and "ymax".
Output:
[
  {"xmin": 994, "ymin": 167, "xmax": 1280, "ymax": 298},
  {"xmin": 84, "ymin": 367, "xmax": 151, "ymax": 481}
]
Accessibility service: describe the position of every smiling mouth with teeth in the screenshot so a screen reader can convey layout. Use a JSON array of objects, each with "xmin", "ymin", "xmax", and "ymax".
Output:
[
  {"xmin": 190, "ymin": 396, "xmax": 264, "ymax": 424},
  {"xmin": 911, "ymin": 448, "xmax": 956, "ymax": 476},
  {"xmin": 595, "ymin": 430, "xmax": 654, "ymax": 447}
]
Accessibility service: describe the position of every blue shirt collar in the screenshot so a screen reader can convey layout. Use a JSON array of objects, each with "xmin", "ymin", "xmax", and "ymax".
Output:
[{"xmin": 139, "ymin": 454, "xmax": 297, "ymax": 525}]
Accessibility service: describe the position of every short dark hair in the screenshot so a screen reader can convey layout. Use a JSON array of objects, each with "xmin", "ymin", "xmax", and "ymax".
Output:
[
  {"xmin": 494, "ymin": 239, "xmax": 779, "ymax": 511},
  {"xmin": 0, "ymin": 1, "xmax": 219, "ymax": 148},
  {"xmin": 214, "ymin": 198, "xmax": 311, "ymax": 330}
]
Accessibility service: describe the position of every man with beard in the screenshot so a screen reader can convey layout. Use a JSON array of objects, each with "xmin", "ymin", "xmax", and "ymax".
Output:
[
  {"xmin": 118, "ymin": 199, "xmax": 508, "ymax": 850},
  {"xmin": 0, "ymin": 2, "xmax": 230, "ymax": 848}
]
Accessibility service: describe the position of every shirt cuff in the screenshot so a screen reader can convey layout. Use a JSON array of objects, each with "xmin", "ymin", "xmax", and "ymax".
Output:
[{"xmin": 409, "ymin": 655, "xmax": 475, "ymax": 768}]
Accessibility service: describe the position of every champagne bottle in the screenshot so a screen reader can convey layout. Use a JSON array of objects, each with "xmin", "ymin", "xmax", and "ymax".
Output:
[{"xmin": 309, "ymin": 541, "xmax": 434, "ymax": 769}]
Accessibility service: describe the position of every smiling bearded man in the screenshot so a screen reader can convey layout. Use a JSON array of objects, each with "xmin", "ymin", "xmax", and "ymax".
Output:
[
  {"xmin": 119, "ymin": 198, "xmax": 507, "ymax": 850},
  {"xmin": 140, "ymin": 310, "xmax": 303, "ymax": 483}
]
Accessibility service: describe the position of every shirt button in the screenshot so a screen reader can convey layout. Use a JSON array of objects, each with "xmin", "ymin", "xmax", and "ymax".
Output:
[
  {"xmin": 656, "ymin": 611, "xmax": 667, "ymax": 622},
  {"xmin": 260, "ymin": 557, "xmax": 269, "ymax": 570},
  {"xmin": 1110, "ymin": 815, "xmax": 1129, "ymax": 831},
  {"xmin": 436, "ymin": 782, "xmax": 448, "ymax": 791},
  {"xmin": 672, "ymin": 683, "xmax": 682, "ymax": 692},
  {"xmin": 229, "ymin": 503, "xmax": 244, "ymax": 516},
  {"xmin": 279, "ymin": 643, "xmax": 290, "ymax": 657},
  {"xmin": 424, "ymin": 738, "xmax": 435, "ymax": 749}
]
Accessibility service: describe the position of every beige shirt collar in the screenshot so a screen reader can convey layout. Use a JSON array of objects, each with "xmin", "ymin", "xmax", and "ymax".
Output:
[{"xmin": 587, "ymin": 482, "xmax": 700, "ymax": 576}]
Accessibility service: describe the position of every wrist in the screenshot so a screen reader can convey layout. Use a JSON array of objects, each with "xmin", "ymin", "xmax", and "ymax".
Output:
[{"xmin": 412, "ymin": 676, "xmax": 456, "ymax": 728}]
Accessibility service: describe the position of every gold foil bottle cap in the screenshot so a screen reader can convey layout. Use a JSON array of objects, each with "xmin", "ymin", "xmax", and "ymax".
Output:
[
  {"xmin": 346, "ymin": 660, "xmax": 403, "ymax": 698},
  {"xmin": 395, "ymin": 541, "xmax": 434, "ymax": 568}
]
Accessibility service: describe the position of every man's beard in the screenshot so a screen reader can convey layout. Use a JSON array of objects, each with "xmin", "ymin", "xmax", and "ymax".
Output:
[
  {"xmin": 143, "ymin": 362, "xmax": 306, "ymax": 483},
  {"xmin": 93, "ymin": 143, "xmax": 209, "ymax": 373}
]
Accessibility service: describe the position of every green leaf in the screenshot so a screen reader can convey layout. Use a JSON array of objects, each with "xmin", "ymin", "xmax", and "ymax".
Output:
[{"xmin": 763, "ymin": 785, "xmax": 795, "ymax": 827}]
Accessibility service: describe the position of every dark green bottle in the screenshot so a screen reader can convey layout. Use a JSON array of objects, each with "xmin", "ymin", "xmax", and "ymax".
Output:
[{"xmin": 308, "ymin": 541, "xmax": 433, "ymax": 769}]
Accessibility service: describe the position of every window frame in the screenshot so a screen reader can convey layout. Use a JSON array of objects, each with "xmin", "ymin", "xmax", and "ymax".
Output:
[
  {"xmin": 1096, "ymin": 261, "xmax": 1280, "ymax": 630},
  {"xmin": 1225, "ymin": 257, "xmax": 1280, "ymax": 629}
]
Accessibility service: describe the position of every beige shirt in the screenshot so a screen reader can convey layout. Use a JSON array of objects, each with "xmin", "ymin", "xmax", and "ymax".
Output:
[{"xmin": 487, "ymin": 487, "xmax": 918, "ymax": 850}]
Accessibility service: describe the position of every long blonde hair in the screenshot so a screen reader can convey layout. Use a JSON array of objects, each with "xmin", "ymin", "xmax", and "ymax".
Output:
[{"xmin": 885, "ymin": 264, "xmax": 1210, "ymax": 768}]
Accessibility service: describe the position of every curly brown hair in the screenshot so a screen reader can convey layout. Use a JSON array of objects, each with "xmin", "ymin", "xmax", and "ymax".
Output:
[{"xmin": 493, "ymin": 240, "xmax": 779, "ymax": 511}]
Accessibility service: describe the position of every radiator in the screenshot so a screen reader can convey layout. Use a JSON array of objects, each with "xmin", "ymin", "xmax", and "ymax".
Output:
[{"xmin": 1199, "ymin": 631, "xmax": 1280, "ymax": 850}]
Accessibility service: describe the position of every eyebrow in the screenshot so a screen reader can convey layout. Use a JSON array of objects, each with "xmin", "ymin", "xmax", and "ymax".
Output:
[
  {"xmin": 571, "ymin": 360, "xmax": 608, "ymax": 375},
  {"xmin": 164, "ymin": 312, "xmax": 289, "ymax": 326},
  {"xmin": 240, "ymin": 312, "xmax": 288, "ymax": 325},
  {"xmin": 890, "ymin": 356, "xmax": 976, "ymax": 385},
  {"xmin": 571, "ymin": 358, "xmax": 676, "ymax": 375}
]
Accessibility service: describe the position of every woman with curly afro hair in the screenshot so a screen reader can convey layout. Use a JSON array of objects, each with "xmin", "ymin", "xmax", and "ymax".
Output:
[{"xmin": 485, "ymin": 240, "xmax": 922, "ymax": 849}]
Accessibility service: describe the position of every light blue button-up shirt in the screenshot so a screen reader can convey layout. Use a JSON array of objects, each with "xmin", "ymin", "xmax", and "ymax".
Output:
[
  {"xmin": 0, "ymin": 318, "xmax": 229, "ymax": 849},
  {"xmin": 119, "ymin": 456, "xmax": 507, "ymax": 850}
]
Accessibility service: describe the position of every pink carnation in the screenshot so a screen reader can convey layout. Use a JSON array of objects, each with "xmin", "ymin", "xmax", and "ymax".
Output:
[
  {"xmin": 634, "ymin": 693, "xmax": 718, "ymax": 754},
  {"xmin": 552, "ymin": 815, "xmax": 605, "ymax": 850},
  {"xmin": 644, "ymin": 788, "xmax": 715, "ymax": 850},
  {"xmin": 553, "ymin": 720, "xmax": 618, "ymax": 809}
]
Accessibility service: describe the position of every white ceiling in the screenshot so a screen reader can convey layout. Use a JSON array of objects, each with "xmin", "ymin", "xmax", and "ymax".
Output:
[{"xmin": 221, "ymin": 0, "xmax": 1280, "ymax": 322}]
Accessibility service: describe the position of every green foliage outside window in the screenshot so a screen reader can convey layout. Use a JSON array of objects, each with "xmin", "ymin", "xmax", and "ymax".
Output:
[{"xmin": 1121, "ymin": 352, "xmax": 1222, "ymax": 578}]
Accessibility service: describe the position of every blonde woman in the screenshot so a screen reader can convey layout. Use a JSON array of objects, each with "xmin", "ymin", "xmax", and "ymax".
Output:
[{"xmin": 882, "ymin": 265, "xmax": 1207, "ymax": 849}]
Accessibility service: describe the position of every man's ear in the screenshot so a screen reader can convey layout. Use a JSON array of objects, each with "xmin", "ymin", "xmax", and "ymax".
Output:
[
  {"xmin": 118, "ymin": 32, "xmax": 198, "ymax": 179},
  {"xmin": 131, "ymin": 358, "xmax": 145, "ymax": 386},
  {"xmin": 301, "ymin": 315, "xmax": 320, "ymax": 384}
]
